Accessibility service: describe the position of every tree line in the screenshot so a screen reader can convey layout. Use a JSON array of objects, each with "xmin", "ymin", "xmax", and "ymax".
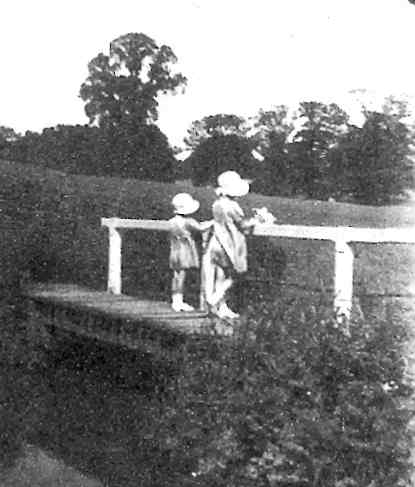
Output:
[
  {"xmin": 187, "ymin": 99, "xmax": 414, "ymax": 205},
  {"xmin": 0, "ymin": 32, "xmax": 414, "ymax": 205}
]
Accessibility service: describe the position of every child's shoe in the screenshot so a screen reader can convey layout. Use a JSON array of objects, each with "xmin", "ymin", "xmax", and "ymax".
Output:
[
  {"xmin": 180, "ymin": 302, "xmax": 195, "ymax": 312},
  {"xmin": 218, "ymin": 303, "xmax": 239, "ymax": 319},
  {"xmin": 172, "ymin": 294, "xmax": 194, "ymax": 312},
  {"xmin": 172, "ymin": 293, "xmax": 183, "ymax": 312}
]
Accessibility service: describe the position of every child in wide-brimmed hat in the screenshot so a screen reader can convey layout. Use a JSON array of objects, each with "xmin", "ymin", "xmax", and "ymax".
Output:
[
  {"xmin": 169, "ymin": 193, "xmax": 212, "ymax": 312},
  {"xmin": 203, "ymin": 171, "xmax": 257, "ymax": 319}
]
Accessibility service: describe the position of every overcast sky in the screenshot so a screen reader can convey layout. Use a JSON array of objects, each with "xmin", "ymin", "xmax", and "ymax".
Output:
[{"xmin": 1, "ymin": 0, "xmax": 415, "ymax": 146}]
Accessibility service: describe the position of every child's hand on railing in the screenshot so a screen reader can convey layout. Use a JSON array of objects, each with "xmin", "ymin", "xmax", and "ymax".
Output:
[
  {"xmin": 199, "ymin": 220, "xmax": 214, "ymax": 231},
  {"xmin": 252, "ymin": 207, "xmax": 276, "ymax": 224}
]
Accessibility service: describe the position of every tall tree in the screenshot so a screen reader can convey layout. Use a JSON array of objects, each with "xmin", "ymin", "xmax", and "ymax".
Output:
[
  {"xmin": 80, "ymin": 33, "xmax": 187, "ymax": 129},
  {"xmin": 78, "ymin": 33, "xmax": 183, "ymax": 181},
  {"xmin": 290, "ymin": 102, "xmax": 349, "ymax": 199},
  {"xmin": 249, "ymin": 106, "xmax": 294, "ymax": 195},
  {"xmin": 331, "ymin": 98, "xmax": 414, "ymax": 205}
]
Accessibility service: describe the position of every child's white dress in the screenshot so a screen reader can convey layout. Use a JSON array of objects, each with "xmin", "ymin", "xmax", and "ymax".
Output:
[
  {"xmin": 168, "ymin": 215, "xmax": 201, "ymax": 270},
  {"xmin": 205, "ymin": 196, "xmax": 251, "ymax": 274}
]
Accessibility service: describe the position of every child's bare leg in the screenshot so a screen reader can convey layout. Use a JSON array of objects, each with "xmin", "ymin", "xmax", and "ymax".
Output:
[
  {"xmin": 209, "ymin": 267, "xmax": 232, "ymax": 306},
  {"xmin": 203, "ymin": 255, "xmax": 216, "ymax": 306},
  {"xmin": 172, "ymin": 270, "xmax": 194, "ymax": 312},
  {"xmin": 172, "ymin": 270, "xmax": 185, "ymax": 295},
  {"xmin": 214, "ymin": 268, "xmax": 239, "ymax": 319}
]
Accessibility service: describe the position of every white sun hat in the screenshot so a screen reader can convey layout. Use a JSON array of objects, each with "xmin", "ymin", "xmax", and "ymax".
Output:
[
  {"xmin": 217, "ymin": 170, "xmax": 250, "ymax": 197},
  {"xmin": 172, "ymin": 193, "xmax": 200, "ymax": 215}
]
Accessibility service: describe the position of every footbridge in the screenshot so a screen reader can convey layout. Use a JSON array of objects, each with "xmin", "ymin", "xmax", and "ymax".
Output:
[{"xmin": 24, "ymin": 218, "xmax": 415, "ymax": 354}]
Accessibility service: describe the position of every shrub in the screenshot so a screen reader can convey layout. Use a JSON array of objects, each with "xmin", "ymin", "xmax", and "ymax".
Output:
[{"xmin": 155, "ymin": 300, "xmax": 414, "ymax": 486}]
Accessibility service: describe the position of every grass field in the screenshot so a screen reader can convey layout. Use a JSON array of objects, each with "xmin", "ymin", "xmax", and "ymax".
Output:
[{"xmin": 1, "ymin": 159, "xmax": 414, "ymax": 309}]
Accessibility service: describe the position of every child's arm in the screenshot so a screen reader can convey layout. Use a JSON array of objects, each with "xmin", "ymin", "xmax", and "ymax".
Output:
[
  {"xmin": 240, "ymin": 217, "xmax": 257, "ymax": 234},
  {"xmin": 199, "ymin": 220, "xmax": 214, "ymax": 232},
  {"xmin": 230, "ymin": 206, "xmax": 256, "ymax": 234},
  {"xmin": 188, "ymin": 219, "xmax": 213, "ymax": 232}
]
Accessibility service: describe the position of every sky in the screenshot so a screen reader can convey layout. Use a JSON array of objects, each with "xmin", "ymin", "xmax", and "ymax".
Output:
[{"xmin": 1, "ymin": 0, "xmax": 415, "ymax": 147}]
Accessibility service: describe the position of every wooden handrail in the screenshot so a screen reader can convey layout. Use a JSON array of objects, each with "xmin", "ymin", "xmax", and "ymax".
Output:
[
  {"xmin": 101, "ymin": 217, "xmax": 415, "ymax": 318},
  {"xmin": 102, "ymin": 218, "xmax": 415, "ymax": 244}
]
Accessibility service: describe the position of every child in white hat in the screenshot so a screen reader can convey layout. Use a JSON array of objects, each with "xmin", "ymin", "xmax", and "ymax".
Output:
[
  {"xmin": 203, "ymin": 171, "xmax": 257, "ymax": 319},
  {"xmin": 169, "ymin": 193, "xmax": 212, "ymax": 312}
]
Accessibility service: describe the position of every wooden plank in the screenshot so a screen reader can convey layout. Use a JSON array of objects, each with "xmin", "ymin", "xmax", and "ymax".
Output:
[{"xmin": 25, "ymin": 284, "xmax": 210, "ymax": 336}]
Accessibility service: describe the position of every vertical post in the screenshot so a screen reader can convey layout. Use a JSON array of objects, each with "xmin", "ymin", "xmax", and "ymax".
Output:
[
  {"xmin": 199, "ymin": 232, "xmax": 209, "ymax": 311},
  {"xmin": 108, "ymin": 225, "xmax": 122, "ymax": 294},
  {"xmin": 199, "ymin": 257, "xmax": 206, "ymax": 311},
  {"xmin": 334, "ymin": 239, "xmax": 354, "ymax": 319}
]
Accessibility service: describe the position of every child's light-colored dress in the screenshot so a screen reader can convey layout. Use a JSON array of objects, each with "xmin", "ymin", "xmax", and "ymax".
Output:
[
  {"xmin": 205, "ymin": 196, "xmax": 252, "ymax": 274},
  {"xmin": 168, "ymin": 215, "xmax": 203, "ymax": 270}
]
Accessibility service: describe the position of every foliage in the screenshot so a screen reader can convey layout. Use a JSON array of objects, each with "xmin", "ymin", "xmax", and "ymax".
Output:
[
  {"xmin": 158, "ymin": 301, "xmax": 414, "ymax": 486},
  {"xmin": 183, "ymin": 97, "xmax": 414, "ymax": 204},
  {"xmin": 189, "ymin": 133, "xmax": 256, "ymax": 186},
  {"xmin": 103, "ymin": 123, "xmax": 175, "ymax": 180},
  {"xmin": 4, "ymin": 123, "xmax": 175, "ymax": 181},
  {"xmin": 0, "ymin": 126, "xmax": 20, "ymax": 160},
  {"xmin": 184, "ymin": 114, "xmax": 255, "ymax": 186},
  {"xmin": 0, "ymin": 126, "xmax": 19, "ymax": 144},
  {"xmin": 0, "ymin": 160, "xmax": 414, "ymax": 483},
  {"xmin": 184, "ymin": 114, "xmax": 249, "ymax": 150},
  {"xmin": 80, "ymin": 32, "xmax": 187, "ymax": 129},
  {"xmin": 3, "ymin": 32, "xmax": 186, "ymax": 180},
  {"xmin": 289, "ymin": 102, "xmax": 349, "ymax": 199},
  {"xmin": 249, "ymin": 106, "xmax": 294, "ymax": 196},
  {"xmin": 3, "ymin": 91, "xmax": 414, "ymax": 202},
  {"xmin": 329, "ymin": 98, "xmax": 414, "ymax": 205}
]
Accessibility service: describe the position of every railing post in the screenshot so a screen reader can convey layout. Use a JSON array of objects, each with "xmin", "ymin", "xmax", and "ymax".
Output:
[
  {"xmin": 199, "ymin": 258, "xmax": 206, "ymax": 311},
  {"xmin": 108, "ymin": 225, "xmax": 122, "ymax": 294},
  {"xmin": 333, "ymin": 239, "xmax": 354, "ymax": 319},
  {"xmin": 199, "ymin": 233, "xmax": 210, "ymax": 311}
]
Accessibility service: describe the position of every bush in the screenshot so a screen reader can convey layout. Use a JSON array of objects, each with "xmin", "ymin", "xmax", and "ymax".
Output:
[{"xmin": 154, "ymin": 300, "xmax": 414, "ymax": 486}]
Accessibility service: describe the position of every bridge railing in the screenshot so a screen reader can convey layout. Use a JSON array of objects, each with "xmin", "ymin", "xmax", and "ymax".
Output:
[{"xmin": 101, "ymin": 217, "xmax": 415, "ymax": 318}]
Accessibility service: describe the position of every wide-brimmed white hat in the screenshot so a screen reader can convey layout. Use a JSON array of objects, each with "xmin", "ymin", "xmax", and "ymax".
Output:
[
  {"xmin": 172, "ymin": 193, "xmax": 200, "ymax": 215},
  {"xmin": 217, "ymin": 170, "xmax": 250, "ymax": 197}
]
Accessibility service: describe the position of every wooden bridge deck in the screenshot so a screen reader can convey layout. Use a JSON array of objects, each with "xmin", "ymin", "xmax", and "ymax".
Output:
[{"xmin": 24, "ymin": 284, "xmax": 223, "ymax": 355}]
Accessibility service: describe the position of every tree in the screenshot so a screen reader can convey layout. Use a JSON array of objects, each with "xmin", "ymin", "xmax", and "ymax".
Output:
[
  {"xmin": 189, "ymin": 133, "xmax": 256, "ymax": 186},
  {"xmin": 104, "ymin": 124, "xmax": 175, "ymax": 181},
  {"xmin": 78, "ymin": 33, "xmax": 182, "ymax": 181},
  {"xmin": 5, "ymin": 124, "xmax": 175, "ymax": 181},
  {"xmin": 330, "ymin": 98, "xmax": 414, "ymax": 205},
  {"xmin": 290, "ymin": 102, "xmax": 349, "ymax": 199},
  {"xmin": 249, "ymin": 106, "xmax": 294, "ymax": 195},
  {"xmin": 80, "ymin": 33, "xmax": 187, "ymax": 129},
  {"xmin": 184, "ymin": 114, "xmax": 254, "ymax": 186},
  {"xmin": 0, "ymin": 126, "xmax": 20, "ymax": 159},
  {"xmin": 184, "ymin": 114, "xmax": 249, "ymax": 149}
]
